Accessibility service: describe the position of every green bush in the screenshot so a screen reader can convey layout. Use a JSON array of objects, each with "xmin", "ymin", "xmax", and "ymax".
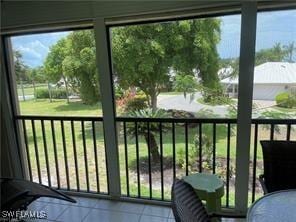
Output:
[
  {"xmin": 276, "ymin": 92, "xmax": 296, "ymax": 108},
  {"xmin": 125, "ymin": 95, "xmax": 148, "ymax": 112},
  {"xmin": 36, "ymin": 89, "xmax": 49, "ymax": 98},
  {"xmin": 36, "ymin": 88, "xmax": 68, "ymax": 99}
]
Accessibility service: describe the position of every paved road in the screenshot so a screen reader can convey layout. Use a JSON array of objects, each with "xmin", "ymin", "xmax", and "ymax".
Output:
[
  {"xmin": 18, "ymin": 95, "xmax": 34, "ymax": 101},
  {"xmin": 157, "ymin": 93, "xmax": 230, "ymax": 117}
]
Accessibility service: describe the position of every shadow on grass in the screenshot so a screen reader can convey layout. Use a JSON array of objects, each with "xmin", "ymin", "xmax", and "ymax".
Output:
[
  {"xmin": 129, "ymin": 156, "xmax": 174, "ymax": 174},
  {"xmin": 54, "ymin": 101, "xmax": 101, "ymax": 112}
]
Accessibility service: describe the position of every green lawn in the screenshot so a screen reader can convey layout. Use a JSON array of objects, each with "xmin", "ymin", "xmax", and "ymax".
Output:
[
  {"xmin": 20, "ymin": 99, "xmax": 103, "ymax": 116},
  {"xmin": 20, "ymin": 98, "xmax": 286, "ymax": 206},
  {"xmin": 272, "ymin": 106, "xmax": 296, "ymax": 113}
]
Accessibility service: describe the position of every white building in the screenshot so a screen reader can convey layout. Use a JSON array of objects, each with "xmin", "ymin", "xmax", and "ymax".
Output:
[{"xmin": 221, "ymin": 62, "xmax": 296, "ymax": 100}]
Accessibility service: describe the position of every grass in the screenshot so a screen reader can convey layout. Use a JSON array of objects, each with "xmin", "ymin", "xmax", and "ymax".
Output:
[
  {"xmin": 20, "ymin": 99, "xmax": 103, "ymax": 116},
  {"xmin": 196, "ymin": 97, "xmax": 236, "ymax": 106},
  {"xmin": 20, "ymin": 99, "xmax": 292, "ymax": 205},
  {"xmin": 272, "ymin": 106, "xmax": 296, "ymax": 113}
]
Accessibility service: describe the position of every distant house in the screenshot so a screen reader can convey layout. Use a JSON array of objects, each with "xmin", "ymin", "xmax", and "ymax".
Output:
[{"xmin": 221, "ymin": 62, "xmax": 296, "ymax": 100}]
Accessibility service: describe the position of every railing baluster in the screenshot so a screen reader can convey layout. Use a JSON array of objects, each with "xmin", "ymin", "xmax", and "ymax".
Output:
[
  {"xmin": 212, "ymin": 123, "xmax": 216, "ymax": 174},
  {"xmin": 252, "ymin": 123, "xmax": 258, "ymax": 203},
  {"xmin": 270, "ymin": 124, "xmax": 274, "ymax": 140},
  {"xmin": 31, "ymin": 119, "xmax": 41, "ymax": 184},
  {"xmin": 226, "ymin": 123, "xmax": 231, "ymax": 207},
  {"xmin": 287, "ymin": 124, "xmax": 291, "ymax": 141},
  {"xmin": 41, "ymin": 120, "xmax": 51, "ymax": 187},
  {"xmin": 81, "ymin": 121, "xmax": 90, "ymax": 192},
  {"xmin": 185, "ymin": 122, "xmax": 189, "ymax": 176},
  {"xmin": 92, "ymin": 120, "xmax": 100, "ymax": 193},
  {"xmin": 199, "ymin": 123, "xmax": 202, "ymax": 173},
  {"xmin": 172, "ymin": 123, "xmax": 176, "ymax": 180},
  {"xmin": 159, "ymin": 122, "xmax": 164, "ymax": 200},
  {"xmin": 22, "ymin": 119, "xmax": 32, "ymax": 181},
  {"xmin": 51, "ymin": 120, "xmax": 60, "ymax": 188},
  {"xmin": 61, "ymin": 120, "xmax": 70, "ymax": 190},
  {"xmin": 147, "ymin": 122, "xmax": 152, "ymax": 199},
  {"xmin": 135, "ymin": 122, "xmax": 141, "ymax": 197},
  {"xmin": 123, "ymin": 122, "xmax": 129, "ymax": 196},
  {"xmin": 71, "ymin": 120, "xmax": 80, "ymax": 191}
]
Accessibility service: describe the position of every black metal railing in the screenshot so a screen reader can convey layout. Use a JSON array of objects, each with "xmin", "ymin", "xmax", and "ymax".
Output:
[
  {"xmin": 16, "ymin": 115, "xmax": 296, "ymax": 207},
  {"xmin": 16, "ymin": 115, "xmax": 109, "ymax": 195},
  {"xmin": 250, "ymin": 119, "xmax": 296, "ymax": 203},
  {"xmin": 116, "ymin": 117, "xmax": 237, "ymax": 207}
]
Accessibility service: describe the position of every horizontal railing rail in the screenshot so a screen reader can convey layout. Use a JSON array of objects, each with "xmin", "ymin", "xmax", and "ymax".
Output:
[{"xmin": 15, "ymin": 115, "xmax": 296, "ymax": 208}]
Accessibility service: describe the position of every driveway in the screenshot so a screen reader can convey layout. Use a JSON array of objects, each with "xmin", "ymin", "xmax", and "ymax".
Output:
[{"xmin": 157, "ymin": 93, "xmax": 230, "ymax": 117}]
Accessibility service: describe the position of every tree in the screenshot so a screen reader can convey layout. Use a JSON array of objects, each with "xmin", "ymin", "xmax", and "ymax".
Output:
[
  {"xmin": 13, "ymin": 50, "xmax": 29, "ymax": 82},
  {"xmin": 126, "ymin": 108, "xmax": 170, "ymax": 162},
  {"xmin": 255, "ymin": 43, "xmax": 289, "ymax": 66},
  {"xmin": 27, "ymin": 66, "xmax": 47, "ymax": 99},
  {"xmin": 44, "ymin": 30, "xmax": 99, "ymax": 104},
  {"xmin": 170, "ymin": 19, "xmax": 222, "ymax": 90},
  {"xmin": 112, "ymin": 24, "xmax": 171, "ymax": 111},
  {"xmin": 284, "ymin": 42, "xmax": 296, "ymax": 62},
  {"xmin": 219, "ymin": 42, "xmax": 295, "ymax": 80},
  {"xmin": 111, "ymin": 18, "xmax": 222, "ymax": 111}
]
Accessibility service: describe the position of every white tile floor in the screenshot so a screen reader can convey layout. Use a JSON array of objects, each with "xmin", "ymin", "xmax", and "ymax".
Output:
[{"xmin": 26, "ymin": 196, "xmax": 245, "ymax": 222}]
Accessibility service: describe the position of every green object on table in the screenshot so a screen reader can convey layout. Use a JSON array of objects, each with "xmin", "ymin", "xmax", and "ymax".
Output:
[{"xmin": 183, "ymin": 173, "xmax": 224, "ymax": 214}]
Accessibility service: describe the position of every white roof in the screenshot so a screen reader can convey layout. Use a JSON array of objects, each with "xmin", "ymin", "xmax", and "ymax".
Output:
[{"xmin": 221, "ymin": 62, "xmax": 296, "ymax": 85}]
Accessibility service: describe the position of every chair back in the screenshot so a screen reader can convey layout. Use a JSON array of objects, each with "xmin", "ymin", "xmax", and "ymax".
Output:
[
  {"xmin": 171, "ymin": 179, "xmax": 210, "ymax": 222},
  {"xmin": 261, "ymin": 140, "xmax": 296, "ymax": 193}
]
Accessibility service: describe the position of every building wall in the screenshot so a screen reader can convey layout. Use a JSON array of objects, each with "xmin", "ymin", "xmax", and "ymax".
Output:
[{"xmin": 253, "ymin": 84, "xmax": 290, "ymax": 100}]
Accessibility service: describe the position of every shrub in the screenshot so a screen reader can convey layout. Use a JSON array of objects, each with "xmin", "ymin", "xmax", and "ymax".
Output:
[
  {"xmin": 276, "ymin": 92, "xmax": 296, "ymax": 108},
  {"xmin": 125, "ymin": 94, "xmax": 148, "ymax": 112},
  {"xmin": 36, "ymin": 88, "xmax": 68, "ymax": 99},
  {"xmin": 36, "ymin": 88, "xmax": 49, "ymax": 98},
  {"xmin": 115, "ymin": 86, "xmax": 124, "ymax": 99}
]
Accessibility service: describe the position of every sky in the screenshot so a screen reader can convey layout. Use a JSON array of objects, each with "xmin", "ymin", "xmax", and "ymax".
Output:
[{"xmin": 11, "ymin": 10, "xmax": 296, "ymax": 68}]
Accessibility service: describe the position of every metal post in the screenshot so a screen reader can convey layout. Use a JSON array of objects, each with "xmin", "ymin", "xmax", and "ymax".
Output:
[
  {"xmin": 235, "ymin": 2, "xmax": 257, "ymax": 213},
  {"xmin": 94, "ymin": 18, "xmax": 121, "ymax": 198}
]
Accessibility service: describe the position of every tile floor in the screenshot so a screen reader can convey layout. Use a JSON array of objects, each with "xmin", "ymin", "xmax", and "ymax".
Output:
[{"xmin": 25, "ymin": 196, "xmax": 245, "ymax": 222}]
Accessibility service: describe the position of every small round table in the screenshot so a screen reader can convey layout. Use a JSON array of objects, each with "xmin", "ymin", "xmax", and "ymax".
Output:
[
  {"xmin": 183, "ymin": 173, "xmax": 224, "ymax": 214},
  {"xmin": 247, "ymin": 190, "xmax": 296, "ymax": 222}
]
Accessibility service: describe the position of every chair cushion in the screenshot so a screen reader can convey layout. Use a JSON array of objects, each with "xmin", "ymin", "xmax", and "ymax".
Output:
[
  {"xmin": 261, "ymin": 140, "xmax": 296, "ymax": 192},
  {"xmin": 171, "ymin": 179, "xmax": 210, "ymax": 222}
]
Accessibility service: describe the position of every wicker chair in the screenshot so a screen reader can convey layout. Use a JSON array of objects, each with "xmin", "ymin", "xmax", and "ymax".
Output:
[
  {"xmin": 1, "ymin": 178, "xmax": 76, "ymax": 211},
  {"xmin": 259, "ymin": 140, "xmax": 296, "ymax": 194},
  {"xmin": 171, "ymin": 179, "xmax": 245, "ymax": 222}
]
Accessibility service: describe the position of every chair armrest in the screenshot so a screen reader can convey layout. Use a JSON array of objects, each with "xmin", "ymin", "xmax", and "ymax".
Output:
[
  {"xmin": 210, "ymin": 212, "xmax": 246, "ymax": 218},
  {"xmin": 259, "ymin": 174, "xmax": 268, "ymax": 194}
]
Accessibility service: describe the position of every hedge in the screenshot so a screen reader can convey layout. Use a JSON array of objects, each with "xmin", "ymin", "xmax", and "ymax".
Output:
[
  {"xmin": 275, "ymin": 92, "xmax": 296, "ymax": 108},
  {"xmin": 36, "ymin": 88, "xmax": 68, "ymax": 99}
]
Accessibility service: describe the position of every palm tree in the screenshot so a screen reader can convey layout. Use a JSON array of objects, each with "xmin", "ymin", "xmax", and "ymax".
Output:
[
  {"xmin": 284, "ymin": 42, "xmax": 295, "ymax": 62},
  {"xmin": 126, "ymin": 108, "xmax": 170, "ymax": 162}
]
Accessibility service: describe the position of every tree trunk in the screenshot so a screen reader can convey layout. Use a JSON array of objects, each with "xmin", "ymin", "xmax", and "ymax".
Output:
[
  {"xmin": 21, "ymin": 80, "xmax": 25, "ymax": 101},
  {"xmin": 63, "ymin": 76, "xmax": 70, "ymax": 103},
  {"xmin": 144, "ymin": 132, "xmax": 161, "ymax": 162},
  {"xmin": 33, "ymin": 80, "xmax": 36, "ymax": 101},
  {"xmin": 48, "ymin": 82, "xmax": 52, "ymax": 103},
  {"xmin": 150, "ymin": 92, "xmax": 157, "ymax": 112}
]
